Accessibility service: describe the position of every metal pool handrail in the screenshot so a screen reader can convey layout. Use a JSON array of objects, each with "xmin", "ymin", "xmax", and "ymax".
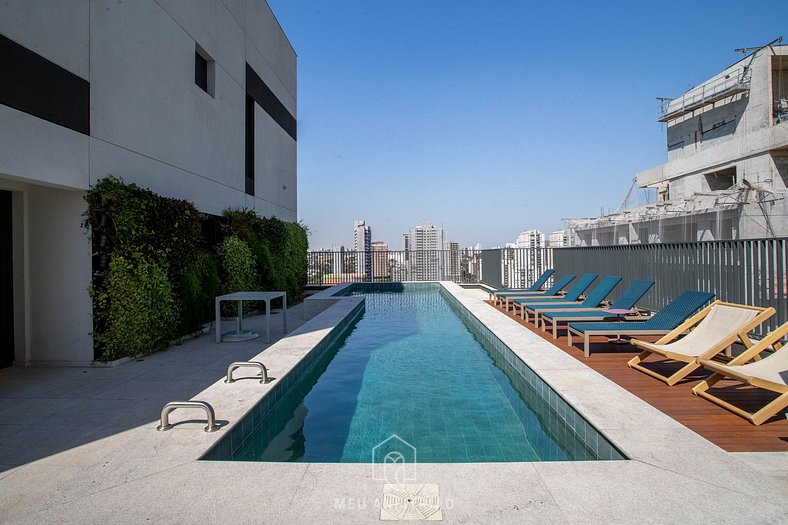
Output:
[
  {"xmin": 224, "ymin": 361, "xmax": 270, "ymax": 384},
  {"xmin": 156, "ymin": 401, "xmax": 220, "ymax": 433}
]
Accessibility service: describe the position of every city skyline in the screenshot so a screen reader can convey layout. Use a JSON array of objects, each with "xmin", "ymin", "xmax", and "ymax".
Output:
[{"xmin": 313, "ymin": 220, "xmax": 565, "ymax": 251}]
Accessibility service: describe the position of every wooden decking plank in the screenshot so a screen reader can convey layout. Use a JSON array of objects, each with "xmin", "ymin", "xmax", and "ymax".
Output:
[{"xmin": 485, "ymin": 300, "xmax": 788, "ymax": 452}]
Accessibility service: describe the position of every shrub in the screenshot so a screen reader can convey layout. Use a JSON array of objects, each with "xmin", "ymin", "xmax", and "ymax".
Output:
[
  {"xmin": 222, "ymin": 209, "xmax": 308, "ymax": 303},
  {"xmin": 91, "ymin": 253, "xmax": 178, "ymax": 361},
  {"xmin": 179, "ymin": 249, "xmax": 220, "ymax": 333},
  {"xmin": 218, "ymin": 235, "xmax": 257, "ymax": 292}
]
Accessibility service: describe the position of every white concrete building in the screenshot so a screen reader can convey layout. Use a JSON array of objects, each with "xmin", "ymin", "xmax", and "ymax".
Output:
[
  {"xmin": 504, "ymin": 229, "xmax": 549, "ymax": 289},
  {"xmin": 370, "ymin": 241, "xmax": 389, "ymax": 280},
  {"xmin": 568, "ymin": 41, "xmax": 788, "ymax": 246},
  {"xmin": 515, "ymin": 229, "xmax": 545, "ymax": 248},
  {"xmin": 443, "ymin": 241, "xmax": 461, "ymax": 282},
  {"xmin": 353, "ymin": 220, "xmax": 372, "ymax": 279},
  {"xmin": 548, "ymin": 229, "xmax": 570, "ymax": 248},
  {"xmin": 403, "ymin": 222, "xmax": 444, "ymax": 281},
  {"xmin": 0, "ymin": 0, "xmax": 297, "ymax": 366}
]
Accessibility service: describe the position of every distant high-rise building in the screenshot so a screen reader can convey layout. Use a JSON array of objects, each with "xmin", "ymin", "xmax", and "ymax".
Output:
[
  {"xmin": 330, "ymin": 243, "xmax": 345, "ymax": 276},
  {"xmin": 507, "ymin": 229, "xmax": 548, "ymax": 288},
  {"xmin": 443, "ymin": 241, "xmax": 461, "ymax": 282},
  {"xmin": 371, "ymin": 241, "xmax": 389, "ymax": 280},
  {"xmin": 515, "ymin": 229, "xmax": 545, "ymax": 248},
  {"xmin": 403, "ymin": 222, "xmax": 445, "ymax": 280},
  {"xmin": 548, "ymin": 229, "xmax": 570, "ymax": 248},
  {"xmin": 354, "ymin": 220, "xmax": 372, "ymax": 280}
]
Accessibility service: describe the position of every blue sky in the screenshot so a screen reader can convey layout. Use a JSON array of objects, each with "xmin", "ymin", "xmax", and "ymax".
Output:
[{"xmin": 267, "ymin": 0, "xmax": 784, "ymax": 249}]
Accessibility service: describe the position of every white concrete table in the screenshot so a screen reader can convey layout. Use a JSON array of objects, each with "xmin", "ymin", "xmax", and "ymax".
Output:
[{"xmin": 215, "ymin": 291, "xmax": 288, "ymax": 344}]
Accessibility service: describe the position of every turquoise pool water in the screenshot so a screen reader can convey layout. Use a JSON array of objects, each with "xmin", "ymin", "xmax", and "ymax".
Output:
[{"xmin": 207, "ymin": 284, "xmax": 623, "ymax": 463}]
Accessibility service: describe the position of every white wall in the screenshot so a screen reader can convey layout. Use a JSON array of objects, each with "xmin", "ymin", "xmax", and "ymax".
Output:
[
  {"xmin": 25, "ymin": 186, "xmax": 93, "ymax": 365},
  {"xmin": 0, "ymin": 105, "xmax": 90, "ymax": 189},
  {"xmin": 0, "ymin": 0, "xmax": 89, "ymax": 79}
]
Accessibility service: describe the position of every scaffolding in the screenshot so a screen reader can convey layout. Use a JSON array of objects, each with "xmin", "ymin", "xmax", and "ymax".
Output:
[{"xmin": 564, "ymin": 183, "xmax": 786, "ymax": 246}]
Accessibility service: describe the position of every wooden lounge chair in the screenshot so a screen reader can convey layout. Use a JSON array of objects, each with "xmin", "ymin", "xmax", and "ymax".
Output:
[
  {"xmin": 487, "ymin": 269, "xmax": 554, "ymax": 300},
  {"xmin": 692, "ymin": 321, "xmax": 788, "ymax": 425},
  {"xmin": 566, "ymin": 290, "xmax": 715, "ymax": 358},
  {"xmin": 521, "ymin": 275, "xmax": 621, "ymax": 325},
  {"xmin": 627, "ymin": 301, "xmax": 775, "ymax": 385},
  {"xmin": 540, "ymin": 279, "xmax": 655, "ymax": 339},
  {"xmin": 512, "ymin": 273, "xmax": 598, "ymax": 320},
  {"xmin": 497, "ymin": 274, "xmax": 576, "ymax": 310}
]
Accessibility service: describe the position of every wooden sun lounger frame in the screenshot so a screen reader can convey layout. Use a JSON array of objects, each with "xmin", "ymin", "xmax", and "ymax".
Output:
[
  {"xmin": 540, "ymin": 308, "xmax": 626, "ymax": 340},
  {"xmin": 500, "ymin": 291, "xmax": 566, "ymax": 311},
  {"xmin": 526, "ymin": 297, "xmax": 617, "ymax": 326},
  {"xmin": 513, "ymin": 295, "xmax": 580, "ymax": 320},
  {"xmin": 567, "ymin": 326, "xmax": 676, "ymax": 358},
  {"xmin": 692, "ymin": 321, "xmax": 788, "ymax": 425},
  {"xmin": 626, "ymin": 301, "xmax": 775, "ymax": 386}
]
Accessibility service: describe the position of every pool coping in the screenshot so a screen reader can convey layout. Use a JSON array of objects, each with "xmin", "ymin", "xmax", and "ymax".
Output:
[{"xmin": 2, "ymin": 282, "xmax": 787, "ymax": 523}]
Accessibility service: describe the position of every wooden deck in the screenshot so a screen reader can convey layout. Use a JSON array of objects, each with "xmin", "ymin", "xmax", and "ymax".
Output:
[{"xmin": 486, "ymin": 301, "xmax": 788, "ymax": 452}]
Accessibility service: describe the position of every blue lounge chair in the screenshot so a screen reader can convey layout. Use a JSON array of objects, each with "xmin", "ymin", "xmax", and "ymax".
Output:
[
  {"xmin": 522, "ymin": 275, "xmax": 622, "ymax": 325},
  {"xmin": 498, "ymin": 274, "xmax": 576, "ymax": 309},
  {"xmin": 488, "ymin": 269, "xmax": 555, "ymax": 300},
  {"xmin": 513, "ymin": 273, "xmax": 598, "ymax": 320},
  {"xmin": 540, "ymin": 279, "xmax": 655, "ymax": 339},
  {"xmin": 566, "ymin": 290, "xmax": 715, "ymax": 357}
]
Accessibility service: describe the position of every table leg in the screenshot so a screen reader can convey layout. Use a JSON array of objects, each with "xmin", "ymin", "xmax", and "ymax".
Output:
[
  {"xmin": 215, "ymin": 297, "xmax": 221, "ymax": 343},
  {"xmin": 608, "ymin": 314, "xmax": 629, "ymax": 344},
  {"xmin": 217, "ymin": 296, "xmax": 259, "ymax": 343},
  {"xmin": 236, "ymin": 300, "xmax": 243, "ymax": 334}
]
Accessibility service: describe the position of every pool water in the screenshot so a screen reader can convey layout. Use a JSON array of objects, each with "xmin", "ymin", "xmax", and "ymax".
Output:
[{"xmin": 223, "ymin": 284, "xmax": 619, "ymax": 463}]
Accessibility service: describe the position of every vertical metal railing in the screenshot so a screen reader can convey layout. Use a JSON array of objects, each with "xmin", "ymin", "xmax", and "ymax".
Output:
[
  {"xmin": 307, "ymin": 247, "xmax": 554, "ymax": 290},
  {"xmin": 307, "ymin": 240, "xmax": 787, "ymax": 334},
  {"xmin": 552, "ymin": 238, "xmax": 788, "ymax": 336},
  {"xmin": 306, "ymin": 249, "xmax": 485, "ymax": 285}
]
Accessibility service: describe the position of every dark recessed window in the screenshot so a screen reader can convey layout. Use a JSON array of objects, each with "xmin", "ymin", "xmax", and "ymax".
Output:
[
  {"xmin": 194, "ymin": 44, "xmax": 214, "ymax": 97},
  {"xmin": 195, "ymin": 52, "xmax": 208, "ymax": 91}
]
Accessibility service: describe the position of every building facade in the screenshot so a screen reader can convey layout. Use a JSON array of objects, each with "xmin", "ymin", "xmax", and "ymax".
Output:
[
  {"xmin": 353, "ymin": 220, "xmax": 372, "ymax": 279},
  {"xmin": 443, "ymin": 241, "xmax": 461, "ymax": 282},
  {"xmin": 504, "ymin": 229, "xmax": 548, "ymax": 288},
  {"xmin": 0, "ymin": 0, "xmax": 297, "ymax": 366},
  {"xmin": 567, "ymin": 42, "xmax": 788, "ymax": 246},
  {"xmin": 403, "ymin": 222, "xmax": 445, "ymax": 281},
  {"xmin": 548, "ymin": 229, "xmax": 570, "ymax": 248},
  {"xmin": 371, "ymin": 241, "xmax": 389, "ymax": 280}
]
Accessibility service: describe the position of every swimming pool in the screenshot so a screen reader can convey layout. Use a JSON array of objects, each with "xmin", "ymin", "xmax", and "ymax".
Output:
[{"xmin": 204, "ymin": 283, "xmax": 624, "ymax": 463}]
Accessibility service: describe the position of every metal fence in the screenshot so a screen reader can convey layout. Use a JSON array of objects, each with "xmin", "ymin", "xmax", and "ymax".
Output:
[
  {"xmin": 306, "ymin": 247, "xmax": 553, "ymax": 289},
  {"xmin": 308, "ymin": 239, "xmax": 788, "ymax": 335},
  {"xmin": 307, "ymin": 249, "xmax": 481, "ymax": 284},
  {"xmin": 553, "ymin": 238, "xmax": 788, "ymax": 334}
]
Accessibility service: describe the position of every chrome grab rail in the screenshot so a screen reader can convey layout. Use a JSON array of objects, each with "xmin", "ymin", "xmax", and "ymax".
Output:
[
  {"xmin": 225, "ymin": 361, "xmax": 269, "ymax": 384},
  {"xmin": 156, "ymin": 401, "xmax": 220, "ymax": 432}
]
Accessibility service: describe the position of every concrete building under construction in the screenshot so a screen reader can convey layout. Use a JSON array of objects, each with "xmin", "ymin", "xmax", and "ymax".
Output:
[{"xmin": 568, "ymin": 38, "xmax": 788, "ymax": 246}]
